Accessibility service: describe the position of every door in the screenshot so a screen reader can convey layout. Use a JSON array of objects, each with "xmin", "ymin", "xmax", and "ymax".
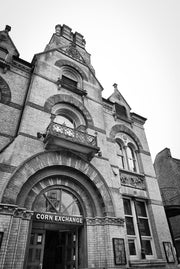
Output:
[
  {"xmin": 26, "ymin": 229, "xmax": 78, "ymax": 269},
  {"xmin": 26, "ymin": 230, "xmax": 45, "ymax": 269},
  {"xmin": 43, "ymin": 230, "xmax": 78, "ymax": 269}
]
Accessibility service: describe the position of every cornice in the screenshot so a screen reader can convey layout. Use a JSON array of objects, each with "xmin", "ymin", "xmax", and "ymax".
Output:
[{"xmin": 86, "ymin": 216, "xmax": 124, "ymax": 226}]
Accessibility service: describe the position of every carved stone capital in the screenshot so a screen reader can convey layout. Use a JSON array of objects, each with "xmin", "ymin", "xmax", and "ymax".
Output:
[
  {"xmin": 86, "ymin": 216, "xmax": 124, "ymax": 226},
  {"xmin": 0, "ymin": 204, "xmax": 33, "ymax": 220}
]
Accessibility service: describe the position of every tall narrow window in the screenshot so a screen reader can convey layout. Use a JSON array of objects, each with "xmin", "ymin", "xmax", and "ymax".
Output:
[
  {"xmin": 0, "ymin": 48, "xmax": 8, "ymax": 60},
  {"xmin": 135, "ymin": 201, "xmax": 152, "ymax": 256},
  {"xmin": 116, "ymin": 141, "xmax": 125, "ymax": 169},
  {"xmin": 123, "ymin": 198, "xmax": 153, "ymax": 259},
  {"xmin": 127, "ymin": 146, "xmax": 137, "ymax": 172},
  {"xmin": 123, "ymin": 198, "xmax": 137, "ymax": 257}
]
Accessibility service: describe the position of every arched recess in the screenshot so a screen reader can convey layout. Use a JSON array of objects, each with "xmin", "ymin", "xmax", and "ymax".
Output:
[
  {"xmin": 44, "ymin": 93, "xmax": 94, "ymax": 127},
  {"xmin": 55, "ymin": 59, "xmax": 88, "ymax": 81},
  {"xmin": 2, "ymin": 150, "xmax": 115, "ymax": 217},
  {"xmin": 0, "ymin": 76, "xmax": 11, "ymax": 104},
  {"xmin": 109, "ymin": 124, "xmax": 143, "ymax": 150}
]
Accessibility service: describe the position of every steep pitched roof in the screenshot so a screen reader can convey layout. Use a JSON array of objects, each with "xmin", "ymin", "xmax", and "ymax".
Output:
[
  {"xmin": 108, "ymin": 83, "xmax": 131, "ymax": 110},
  {"xmin": 0, "ymin": 25, "xmax": 19, "ymax": 57}
]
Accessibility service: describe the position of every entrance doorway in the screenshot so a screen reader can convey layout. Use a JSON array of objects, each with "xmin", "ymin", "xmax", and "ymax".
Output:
[
  {"xmin": 43, "ymin": 230, "xmax": 76, "ymax": 269},
  {"xmin": 26, "ymin": 228, "xmax": 78, "ymax": 269}
]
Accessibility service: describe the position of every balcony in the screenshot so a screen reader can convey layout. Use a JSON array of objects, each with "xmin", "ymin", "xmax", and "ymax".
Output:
[{"xmin": 43, "ymin": 122, "xmax": 99, "ymax": 160}]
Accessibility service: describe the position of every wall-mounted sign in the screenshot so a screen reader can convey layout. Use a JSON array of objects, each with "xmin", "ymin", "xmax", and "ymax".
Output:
[
  {"xmin": 112, "ymin": 238, "xmax": 126, "ymax": 265},
  {"xmin": 33, "ymin": 212, "xmax": 83, "ymax": 225}
]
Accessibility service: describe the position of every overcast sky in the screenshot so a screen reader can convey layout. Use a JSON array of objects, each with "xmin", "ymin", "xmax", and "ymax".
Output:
[{"xmin": 1, "ymin": 0, "xmax": 180, "ymax": 161}]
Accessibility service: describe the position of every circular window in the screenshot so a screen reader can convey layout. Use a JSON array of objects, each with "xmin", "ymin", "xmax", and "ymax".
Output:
[{"xmin": 33, "ymin": 188, "xmax": 82, "ymax": 216}]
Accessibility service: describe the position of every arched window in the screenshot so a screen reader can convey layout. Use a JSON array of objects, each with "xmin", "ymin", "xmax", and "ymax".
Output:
[
  {"xmin": 60, "ymin": 65, "xmax": 83, "ymax": 90},
  {"xmin": 52, "ymin": 103, "xmax": 86, "ymax": 130},
  {"xmin": 115, "ymin": 134, "xmax": 139, "ymax": 173},
  {"xmin": 54, "ymin": 115, "xmax": 74, "ymax": 129},
  {"xmin": 116, "ymin": 140, "xmax": 125, "ymax": 169},
  {"xmin": 33, "ymin": 188, "xmax": 82, "ymax": 216}
]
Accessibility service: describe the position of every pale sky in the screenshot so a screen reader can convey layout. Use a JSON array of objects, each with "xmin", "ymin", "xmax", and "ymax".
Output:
[{"xmin": 1, "ymin": 0, "xmax": 180, "ymax": 161}]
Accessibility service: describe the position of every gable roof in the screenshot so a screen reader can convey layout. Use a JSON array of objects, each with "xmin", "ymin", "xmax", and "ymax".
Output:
[
  {"xmin": 0, "ymin": 25, "xmax": 19, "ymax": 57},
  {"xmin": 108, "ymin": 83, "xmax": 131, "ymax": 110}
]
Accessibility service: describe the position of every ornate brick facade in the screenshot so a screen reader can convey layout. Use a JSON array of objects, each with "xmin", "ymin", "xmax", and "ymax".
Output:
[{"xmin": 0, "ymin": 24, "xmax": 177, "ymax": 269}]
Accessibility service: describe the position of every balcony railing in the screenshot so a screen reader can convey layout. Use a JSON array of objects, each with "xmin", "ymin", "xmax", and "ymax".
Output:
[{"xmin": 44, "ymin": 122, "xmax": 98, "ymax": 148}]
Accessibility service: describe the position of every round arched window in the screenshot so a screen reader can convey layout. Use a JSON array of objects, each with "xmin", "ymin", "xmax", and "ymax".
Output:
[{"xmin": 33, "ymin": 188, "xmax": 82, "ymax": 216}]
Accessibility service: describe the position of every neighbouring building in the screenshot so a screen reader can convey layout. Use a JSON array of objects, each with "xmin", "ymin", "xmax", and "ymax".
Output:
[
  {"xmin": 0, "ymin": 24, "xmax": 177, "ymax": 269},
  {"xmin": 154, "ymin": 148, "xmax": 180, "ymax": 264}
]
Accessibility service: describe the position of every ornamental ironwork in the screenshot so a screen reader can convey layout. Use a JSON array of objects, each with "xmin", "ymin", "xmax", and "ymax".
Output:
[
  {"xmin": 45, "ymin": 122, "xmax": 97, "ymax": 147},
  {"xmin": 120, "ymin": 172, "xmax": 146, "ymax": 190}
]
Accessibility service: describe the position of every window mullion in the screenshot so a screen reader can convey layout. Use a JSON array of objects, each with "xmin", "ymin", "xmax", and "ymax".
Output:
[
  {"xmin": 124, "ymin": 145, "xmax": 130, "ymax": 170},
  {"xmin": 134, "ymin": 199, "xmax": 146, "ymax": 259}
]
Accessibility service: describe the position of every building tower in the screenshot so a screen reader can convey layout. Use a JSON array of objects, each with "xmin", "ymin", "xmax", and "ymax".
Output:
[
  {"xmin": 154, "ymin": 148, "xmax": 180, "ymax": 263},
  {"xmin": 0, "ymin": 24, "xmax": 177, "ymax": 269}
]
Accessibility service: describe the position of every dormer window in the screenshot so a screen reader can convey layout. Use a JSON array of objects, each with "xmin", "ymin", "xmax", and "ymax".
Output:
[
  {"xmin": 0, "ymin": 47, "xmax": 8, "ymax": 60},
  {"xmin": 115, "ymin": 103, "xmax": 127, "ymax": 119}
]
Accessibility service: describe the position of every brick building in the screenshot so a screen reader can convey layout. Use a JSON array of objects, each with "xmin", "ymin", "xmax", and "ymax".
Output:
[
  {"xmin": 154, "ymin": 148, "xmax": 180, "ymax": 263},
  {"xmin": 0, "ymin": 24, "xmax": 177, "ymax": 269}
]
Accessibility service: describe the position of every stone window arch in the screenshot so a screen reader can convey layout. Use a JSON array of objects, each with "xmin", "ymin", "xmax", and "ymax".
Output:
[
  {"xmin": 51, "ymin": 102, "xmax": 86, "ymax": 129},
  {"xmin": 44, "ymin": 94, "xmax": 94, "ymax": 128},
  {"xmin": 2, "ymin": 151, "xmax": 115, "ymax": 217}
]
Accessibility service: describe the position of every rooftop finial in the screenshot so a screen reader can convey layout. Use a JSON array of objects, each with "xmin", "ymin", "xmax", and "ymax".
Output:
[
  {"xmin": 55, "ymin": 24, "xmax": 61, "ymax": 36},
  {"xmin": 113, "ymin": 83, "xmax": 118, "ymax": 90},
  {"xmin": 5, "ymin": 25, "xmax": 11, "ymax": 33}
]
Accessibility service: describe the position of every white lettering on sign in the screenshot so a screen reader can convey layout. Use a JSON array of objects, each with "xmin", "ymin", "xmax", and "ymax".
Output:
[{"xmin": 34, "ymin": 212, "xmax": 83, "ymax": 225}]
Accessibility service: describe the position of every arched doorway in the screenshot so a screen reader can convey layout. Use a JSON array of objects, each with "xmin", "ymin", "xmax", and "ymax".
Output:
[
  {"xmin": 26, "ymin": 186, "xmax": 85, "ymax": 269},
  {"xmin": 21, "ymin": 166, "xmax": 105, "ymax": 269},
  {"xmin": 2, "ymin": 150, "xmax": 115, "ymax": 269}
]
